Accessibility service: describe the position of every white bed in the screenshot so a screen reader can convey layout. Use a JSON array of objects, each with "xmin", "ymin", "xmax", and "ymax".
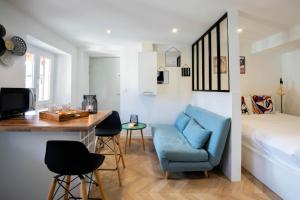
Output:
[{"xmin": 242, "ymin": 113, "xmax": 300, "ymax": 200}]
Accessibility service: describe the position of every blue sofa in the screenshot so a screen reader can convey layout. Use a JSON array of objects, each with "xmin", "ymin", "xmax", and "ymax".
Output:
[{"xmin": 151, "ymin": 105, "xmax": 231, "ymax": 177}]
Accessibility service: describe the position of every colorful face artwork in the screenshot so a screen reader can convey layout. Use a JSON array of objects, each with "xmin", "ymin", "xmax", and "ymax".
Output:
[{"xmin": 251, "ymin": 95, "xmax": 274, "ymax": 114}]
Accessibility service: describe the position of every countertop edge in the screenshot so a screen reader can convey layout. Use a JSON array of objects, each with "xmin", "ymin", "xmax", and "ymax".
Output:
[{"xmin": 0, "ymin": 110, "xmax": 112, "ymax": 132}]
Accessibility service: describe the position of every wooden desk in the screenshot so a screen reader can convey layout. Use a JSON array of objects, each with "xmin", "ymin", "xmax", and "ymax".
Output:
[{"xmin": 0, "ymin": 110, "xmax": 111, "ymax": 200}]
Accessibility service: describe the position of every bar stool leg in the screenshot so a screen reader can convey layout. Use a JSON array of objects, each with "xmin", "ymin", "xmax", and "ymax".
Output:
[
  {"xmin": 80, "ymin": 177, "xmax": 88, "ymax": 200},
  {"xmin": 99, "ymin": 137, "xmax": 105, "ymax": 149},
  {"xmin": 47, "ymin": 177, "xmax": 57, "ymax": 200},
  {"xmin": 141, "ymin": 129, "xmax": 145, "ymax": 151},
  {"xmin": 95, "ymin": 137, "xmax": 100, "ymax": 153},
  {"xmin": 64, "ymin": 175, "xmax": 71, "ymax": 200},
  {"xmin": 94, "ymin": 170, "xmax": 107, "ymax": 200},
  {"xmin": 95, "ymin": 136, "xmax": 104, "ymax": 154},
  {"xmin": 112, "ymin": 136, "xmax": 122, "ymax": 186},
  {"xmin": 125, "ymin": 130, "xmax": 128, "ymax": 154},
  {"xmin": 116, "ymin": 134, "xmax": 126, "ymax": 168}
]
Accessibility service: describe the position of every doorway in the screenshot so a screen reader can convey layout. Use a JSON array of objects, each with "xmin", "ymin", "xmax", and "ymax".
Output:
[{"xmin": 89, "ymin": 57, "xmax": 120, "ymax": 112}]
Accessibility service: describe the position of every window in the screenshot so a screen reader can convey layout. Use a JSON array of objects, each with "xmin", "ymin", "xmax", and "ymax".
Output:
[
  {"xmin": 192, "ymin": 13, "xmax": 229, "ymax": 92},
  {"xmin": 25, "ymin": 52, "xmax": 35, "ymax": 88},
  {"xmin": 25, "ymin": 46, "xmax": 54, "ymax": 105},
  {"xmin": 39, "ymin": 56, "xmax": 51, "ymax": 101}
]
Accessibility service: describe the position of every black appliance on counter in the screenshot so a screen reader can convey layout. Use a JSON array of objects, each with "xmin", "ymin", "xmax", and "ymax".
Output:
[{"xmin": 0, "ymin": 88, "xmax": 36, "ymax": 119}]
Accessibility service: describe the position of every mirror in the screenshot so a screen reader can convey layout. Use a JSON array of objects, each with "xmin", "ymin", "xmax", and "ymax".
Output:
[
  {"xmin": 157, "ymin": 67, "xmax": 169, "ymax": 84},
  {"xmin": 165, "ymin": 47, "xmax": 181, "ymax": 67}
]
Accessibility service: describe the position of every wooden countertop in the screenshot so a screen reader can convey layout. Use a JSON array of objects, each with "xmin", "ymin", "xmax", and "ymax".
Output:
[{"xmin": 0, "ymin": 110, "xmax": 112, "ymax": 132}]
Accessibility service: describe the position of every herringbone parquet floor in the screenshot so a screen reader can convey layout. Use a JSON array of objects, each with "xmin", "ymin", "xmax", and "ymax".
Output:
[{"xmin": 90, "ymin": 138, "xmax": 281, "ymax": 200}]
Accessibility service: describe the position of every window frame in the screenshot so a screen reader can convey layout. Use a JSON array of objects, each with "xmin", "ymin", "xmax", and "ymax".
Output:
[
  {"xmin": 192, "ymin": 13, "xmax": 229, "ymax": 92},
  {"xmin": 26, "ymin": 45, "xmax": 55, "ymax": 107}
]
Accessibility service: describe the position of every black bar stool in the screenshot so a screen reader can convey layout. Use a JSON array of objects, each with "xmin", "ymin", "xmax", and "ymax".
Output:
[
  {"xmin": 45, "ymin": 140, "xmax": 106, "ymax": 200},
  {"xmin": 95, "ymin": 111, "xmax": 125, "ymax": 186}
]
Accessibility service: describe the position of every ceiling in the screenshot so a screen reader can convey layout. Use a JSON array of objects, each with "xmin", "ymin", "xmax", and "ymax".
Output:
[
  {"xmin": 6, "ymin": 0, "xmax": 300, "ymax": 48},
  {"xmin": 239, "ymin": 11, "xmax": 286, "ymax": 45}
]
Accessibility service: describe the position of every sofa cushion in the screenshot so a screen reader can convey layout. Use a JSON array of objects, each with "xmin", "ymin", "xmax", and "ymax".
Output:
[
  {"xmin": 182, "ymin": 119, "xmax": 211, "ymax": 149},
  {"xmin": 152, "ymin": 124, "xmax": 208, "ymax": 162},
  {"xmin": 174, "ymin": 112, "xmax": 190, "ymax": 132},
  {"xmin": 185, "ymin": 105, "xmax": 231, "ymax": 167}
]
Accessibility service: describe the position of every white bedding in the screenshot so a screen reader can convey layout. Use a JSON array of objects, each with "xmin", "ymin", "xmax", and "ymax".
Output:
[{"xmin": 242, "ymin": 113, "xmax": 300, "ymax": 170}]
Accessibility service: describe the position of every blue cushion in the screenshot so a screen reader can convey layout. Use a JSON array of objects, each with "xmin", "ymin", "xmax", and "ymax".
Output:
[
  {"xmin": 182, "ymin": 119, "xmax": 211, "ymax": 149},
  {"xmin": 174, "ymin": 112, "xmax": 190, "ymax": 132},
  {"xmin": 185, "ymin": 105, "xmax": 231, "ymax": 166}
]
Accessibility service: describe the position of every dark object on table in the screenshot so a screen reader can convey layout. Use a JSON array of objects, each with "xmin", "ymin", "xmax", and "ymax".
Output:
[
  {"xmin": 44, "ymin": 140, "xmax": 106, "ymax": 200},
  {"xmin": 95, "ymin": 111, "xmax": 125, "ymax": 186},
  {"xmin": 0, "ymin": 24, "xmax": 6, "ymax": 38},
  {"xmin": 10, "ymin": 36, "xmax": 27, "ymax": 56},
  {"xmin": 0, "ymin": 88, "xmax": 36, "ymax": 119},
  {"xmin": 82, "ymin": 95, "xmax": 97, "ymax": 114},
  {"xmin": 130, "ymin": 114, "xmax": 138, "ymax": 126}
]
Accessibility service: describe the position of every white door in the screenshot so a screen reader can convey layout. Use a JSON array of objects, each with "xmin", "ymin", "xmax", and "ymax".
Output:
[{"xmin": 89, "ymin": 57, "xmax": 120, "ymax": 112}]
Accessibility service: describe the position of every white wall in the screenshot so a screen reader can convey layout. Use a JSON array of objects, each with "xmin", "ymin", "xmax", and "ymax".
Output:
[
  {"xmin": 0, "ymin": 1, "xmax": 85, "ymax": 106},
  {"xmin": 74, "ymin": 49, "xmax": 90, "ymax": 106},
  {"xmin": 191, "ymin": 10, "xmax": 241, "ymax": 181},
  {"xmin": 53, "ymin": 54, "xmax": 72, "ymax": 104},
  {"xmin": 281, "ymin": 49, "xmax": 300, "ymax": 115},
  {"xmin": 120, "ymin": 43, "xmax": 192, "ymax": 136},
  {"xmin": 240, "ymin": 43, "xmax": 282, "ymax": 109},
  {"xmin": 89, "ymin": 57, "xmax": 120, "ymax": 112}
]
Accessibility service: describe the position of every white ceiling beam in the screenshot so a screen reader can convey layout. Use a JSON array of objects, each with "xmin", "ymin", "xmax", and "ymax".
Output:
[{"xmin": 251, "ymin": 24, "xmax": 300, "ymax": 54}]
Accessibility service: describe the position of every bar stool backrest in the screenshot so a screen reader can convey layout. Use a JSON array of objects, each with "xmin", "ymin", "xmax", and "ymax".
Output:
[
  {"xmin": 45, "ymin": 140, "xmax": 89, "ymax": 174},
  {"xmin": 96, "ymin": 111, "xmax": 122, "ymax": 132}
]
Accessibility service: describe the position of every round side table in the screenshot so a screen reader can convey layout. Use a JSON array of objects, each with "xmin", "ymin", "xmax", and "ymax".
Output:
[{"xmin": 122, "ymin": 122, "xmax": 146, "ymax": 153}]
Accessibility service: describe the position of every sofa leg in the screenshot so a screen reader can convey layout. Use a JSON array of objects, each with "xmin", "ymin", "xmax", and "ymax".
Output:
[
  {"xmin": 204, "ymin": 170, "xmax": 209, "ymax": 178},
  {"xmin": 164, "ymin": 171, "xmax": 169, "ymax": 179}
]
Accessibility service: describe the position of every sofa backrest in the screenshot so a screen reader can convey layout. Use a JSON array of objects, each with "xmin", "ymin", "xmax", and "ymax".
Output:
[{"xmin": 185, "ymin": 104, "xmax": 231, "ymax": 167}]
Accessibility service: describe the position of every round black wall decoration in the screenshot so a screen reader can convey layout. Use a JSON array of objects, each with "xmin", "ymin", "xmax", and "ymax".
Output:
[
  {"xmin": 0, "ymin": 24, "xmax": 6, "ymax": 38},
  {"xmin": 0, "ymin": 24, "xmax": 28, "ymax": 66},
  {"xmin": 0, "ymin": 38, "xmax": 5, "ymax": 56},
  {"xmin": 11, "ymin": 36, "xmax": 27, "ymax": 56}
]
